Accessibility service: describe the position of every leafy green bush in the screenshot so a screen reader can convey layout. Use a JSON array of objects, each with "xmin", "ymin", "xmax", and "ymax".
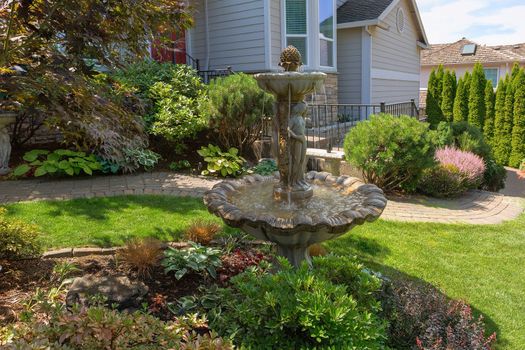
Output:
[
  {"xmin": 3, "ymin": 301, "xmax": 232, "ymax": 349},
  {"xmin": 162, "ymin": 242, "xmax": 222, "ymax": 280},
  {"xmin": 344, "ymin": 114, "xmax": 436, "ymax": 193},
  {"xmin": 124, "ymin": 148, "xmax": 161, "ymax": 171},
  {"xmin": 169, "ymin": 160, "xmax": 192, "ymax": 171},
  {"xmin": 13, "ymin": 149, "xmax": 101, "ymax": 177},
  {"xmin": 251, "ymin": 158, "xmax": 278, "ymax": 176},
  {"xmin": 0, "ymin": 208, "xmax": 41, "ymax": 259},
  {"xmin": 198, "ymin": 144, "xmax": 246, "ymax": 178},
  {"xmin": 418, "ymin": 164, "xmax": 468, "ymax": 198},
  {"xmin": 113, "ymin": 61, "xmax": 209, "ymax": 149},
  {"xmin": 204, "ymin": 73, "xmax": 274, "ymax": 155},
  {"xmin": 483, "ymin": 158, "xmax": 507, "ymax": 191},
  {"xmin": 208, "ymin": 257, "xmax": 387, "ymax": 349}
]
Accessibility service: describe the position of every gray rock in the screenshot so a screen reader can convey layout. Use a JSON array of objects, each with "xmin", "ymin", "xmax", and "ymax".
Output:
[{"xmin": 66, "ymin": 275, "xmax": 148, "ymax": 311}]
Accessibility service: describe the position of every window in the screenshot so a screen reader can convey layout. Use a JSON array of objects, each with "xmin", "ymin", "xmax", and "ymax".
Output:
[
  {"xmin": 319, "ymin": 0, "xmax": 334, "ymax": 67},
  {"xmin": 461, "ymin": 44, "xmax": 477, "ymax": 55},
  {"xmin": 484, "ymin": 68, "xmax": 499, "ymax": 88},
  {"xmin": 286, "ymin": 0, "xmax": 308, "ymax": 64}
]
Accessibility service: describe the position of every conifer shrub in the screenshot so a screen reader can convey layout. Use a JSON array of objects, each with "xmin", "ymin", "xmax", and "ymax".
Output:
[
  {"xmin": 493, "ymin": 76, "xmax": 508, "ymax": 155},
  {"xmin": 483, "ymin": 80, "xmax": 496, "ymax": 144},
  {"xmin": 453, "ymin": 75, "xmax": 469, "ymax": 122},
  {"xmin": 441, "ymin": 70, "xmax": 456, "ymax": 122},
  {"xmin": 509, "ymin": 70, "xmax": 525, "ymax": 168},
  {"xmin": 344, "ymin": 114, "xmax": 436, "ymax": 193},
  {"xmin": 468, "ymin": 63, "xmax": 487, "ymax": 129},
  {"xmin": 494, "ymin": 77, "xmax": 515, "ymax": 165},
  {"xmin": 204, "ymin": 73, "xmax": 274, "ymax": 156},
  {"xmin": 427, "ymin": 67, "xmax": 444, "ymax": 127}
]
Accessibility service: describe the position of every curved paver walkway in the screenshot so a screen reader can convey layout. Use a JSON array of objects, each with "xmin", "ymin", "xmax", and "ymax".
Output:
[{"xmin": 0, "ymin": 172, "xmax": 523, "ymax": 225}]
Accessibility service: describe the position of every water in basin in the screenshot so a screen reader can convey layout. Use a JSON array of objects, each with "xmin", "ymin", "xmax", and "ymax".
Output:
[{"xmin": 228, "ymin": 179, "xmax": 366, "ymax": 220}]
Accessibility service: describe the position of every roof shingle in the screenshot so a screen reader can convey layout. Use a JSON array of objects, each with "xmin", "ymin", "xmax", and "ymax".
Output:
[
  {"xmin": 337, "ymin": 0, "xmax": 394, "ymax": 24},
  {"xmin": 422, "ymin": 38, "xmax": 525, "ymax": 66}
]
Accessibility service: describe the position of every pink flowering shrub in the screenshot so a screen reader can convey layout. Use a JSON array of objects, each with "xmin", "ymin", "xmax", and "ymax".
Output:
[
  {"xmin": 435, "ymin": 147, "xmax": 486, "ymax": 187},
  {"xmin": 419, "ymin": 147, "xmax": 486, "ymax": 198}
]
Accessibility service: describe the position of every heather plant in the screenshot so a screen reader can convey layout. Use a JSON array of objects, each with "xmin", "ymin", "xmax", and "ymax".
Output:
[
  {"xmin": 435, "ymin": 147, "xmax": 486, "ymax": 187},
  {"xmin": 468, "ymin": 63, "xmax": 487, "ymax": 129},
  {"xmin": 344, "ymin": 114, "xmax": 436, "ymax": 193},
  {"xmin": 418, "ymin": 164, "xmax": 468, "ymax": 198}
]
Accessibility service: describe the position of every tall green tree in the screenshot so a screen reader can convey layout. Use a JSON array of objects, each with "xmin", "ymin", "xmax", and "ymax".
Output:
[
  {"xmin": 453, "ymin": 75, "xmax": 469, "ymax": 122},
  {"xmin": 426, "ymin": 67, "xmax": 444, "ymax": 127},
  {"xmin": 483, "ymin": 80, "xmax": 496, "ymax": 144},
  {"xmin": 511, "ymin": 62, "xmax": 521, "ymax": 82},
  {"xmin": 493, "ymin": 77, "xmax": 508, "ymax": 152},
  {"xmin": 468, "ymin": 63, "xmax": 487, "ymax": 129},
  {"xmin": 494, "ymin": 76, "xmax": 515, "ymax": 165},
  {"xmin": 509, "ymin": 70, "xmax": 525, "ymax": 168},
  {"xmin": 441, "ymin": 70, "xmax": 457, "ymax": 121}
]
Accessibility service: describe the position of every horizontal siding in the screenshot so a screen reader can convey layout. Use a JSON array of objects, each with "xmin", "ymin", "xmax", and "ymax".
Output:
[
  {"xmin": 189, "ymin": 0, "xmax": 266, "ymax": 71},
  {"xmin": 371, "ymin": 79, "xmax": 419, "ymax": 104},
  {"xmin": 337, "ymin": 28, "xmax": 362, "ymax": 104},
  {"xmin": 271, "ymin": 0, "xmax": 282, "ymax": 68},
  {"xmin": 371, "ymin": 0, "xmax": 421, "ymax": 74}
]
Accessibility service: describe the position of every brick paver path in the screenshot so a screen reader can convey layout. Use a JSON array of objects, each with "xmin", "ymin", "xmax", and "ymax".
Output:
[{"xmin": 0, "ymin": 172, "xmax": 523, "ymax": 225}]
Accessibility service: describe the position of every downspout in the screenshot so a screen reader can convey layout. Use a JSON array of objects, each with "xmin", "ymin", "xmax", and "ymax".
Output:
[
  {"xmin": 365, "ymin": 25, "xmax": 372, "ymax": 36},
  {"xmin": 205, "ymin": 0, "xmax": 210, "ymax": 70}
]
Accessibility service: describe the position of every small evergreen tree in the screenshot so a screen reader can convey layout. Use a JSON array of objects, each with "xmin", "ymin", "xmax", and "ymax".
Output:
[
  {"xmin": 494, "ymin": 76, "xmax": 515, "ymax": 165},
  {"xmin": 426, "ymin": 68, "xmax": 444, "ymax": 127},
  {"xmin": 511, "ymin": 62, "xmax": 521, "ymax": 82},
  {"xmin": 483, "ymin": 80, "xmax": 496, "ymax": 144},
  {"xmin": 453, "ymin": 75, "xmax": 469, "ymax": 122},
  {"xmin": 493, "ymin": 77, "xmax": 508, "ymax": 153},
  {"xmin": 509, "ymin": 70, "xmax": 525, "ymax": 168},
  {"xmin": 468, "ymin": 63, "xmax": 487, "ymax": 129},
  {"xmin": 441, "ymin": 70, "xmax": 456, "ymax": 121},
  {"xmin": 436, "ymin": 65, "xmax": 445, "ymax": 105}
]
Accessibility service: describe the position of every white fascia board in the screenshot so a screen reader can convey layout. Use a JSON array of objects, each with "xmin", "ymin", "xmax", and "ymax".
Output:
[
  {"xmin": 372, "ymin": 68, "xmax": 420, "ymax": 82},
  {"xmin": 337, "ymin": 20, "xmax": 378, "ymax": 29}
]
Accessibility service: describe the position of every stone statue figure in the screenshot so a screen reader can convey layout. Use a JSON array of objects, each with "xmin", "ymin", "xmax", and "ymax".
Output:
[
  {"xmin": 288, "ymin": 101, "xmax": 308, "ymax": 190},
  {"xmin": 0, "ymin": 125, "xmax": 11, "ymax": 174}
]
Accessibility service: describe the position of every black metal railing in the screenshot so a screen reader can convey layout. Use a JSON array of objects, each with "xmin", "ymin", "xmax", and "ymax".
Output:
[
  {"xmin": 185, "ymin": 53, "xmax": 200, "ymax": 71},
  {"xmin": 260, "ymin": 100, "xmax": 420, "ymax": 152},
  {"xmin": 198, "ymin": 67, "xmax": 233, "ymax": 84}
]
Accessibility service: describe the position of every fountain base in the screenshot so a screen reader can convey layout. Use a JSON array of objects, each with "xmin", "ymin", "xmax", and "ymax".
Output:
[
  {"xmin": 273, "ymin": 184, "xmax": 313, "ymax": 201},
  {"xmin": 277, "ymin": 244, "xmax": 312, "ymax": 268}
]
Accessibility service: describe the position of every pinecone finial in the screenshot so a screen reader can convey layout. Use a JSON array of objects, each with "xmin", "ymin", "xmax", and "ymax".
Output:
[{"xmin": 279, "ymin": 46, "xmax": 302, "ymax": 72}]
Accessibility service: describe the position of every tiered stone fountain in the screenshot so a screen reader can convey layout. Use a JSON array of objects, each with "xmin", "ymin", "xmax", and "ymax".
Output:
[{"xmin": 204, "ymin": 47, "xmax": 387, "ymax": 267}]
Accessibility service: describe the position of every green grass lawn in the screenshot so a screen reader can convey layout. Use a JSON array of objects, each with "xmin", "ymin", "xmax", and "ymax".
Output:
[{"xmin": 3, "ymin": 195, "xmax": 524, "ymax": 349}]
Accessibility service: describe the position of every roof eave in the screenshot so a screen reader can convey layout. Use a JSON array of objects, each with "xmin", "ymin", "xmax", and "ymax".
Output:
[{"xmin": 337, "ymin": 19, "xmax": 379, "ymax": 29}]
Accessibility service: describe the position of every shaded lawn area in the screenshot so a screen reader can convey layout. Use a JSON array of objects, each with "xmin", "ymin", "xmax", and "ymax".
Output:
[
  {"xmin": 4, "ymin": 195, "xmax": 241, "ymax": 249},
  {"xmin": 3, "ymin": 195, "xmax": 524, "ymax": 349}
]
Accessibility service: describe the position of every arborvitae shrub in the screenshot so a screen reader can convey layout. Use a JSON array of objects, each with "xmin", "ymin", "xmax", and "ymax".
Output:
[
  {"xmin": 453, "ymin": 76, "xmax": 469, "ymax": 122},
  {"xmin": 494, "ymin": 77, "xmax": 515, "ymax": 165},
  {"xmin": 468, "ymin": 63, "xmax": 486, "ymax": 129},
  {"xmin": 510, "ymin": 70, "xmax": 525, "ymax": 168},
  {"xmin": 493, "ymin": 77, "xmax": 508, "ymax": 151},
  {"xmin": 426, "ymin": 68, "xmax": 444, "ymax": 127},
  {"xmin": 483, "ymin": 80, "xmax": 496, "ymax": 143},
  {"xmin": 441, "ymin": 70, "xmax": 456, "ymax": 122}
]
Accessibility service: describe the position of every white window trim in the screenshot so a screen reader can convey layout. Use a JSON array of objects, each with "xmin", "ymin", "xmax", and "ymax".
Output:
[
  {"xmin": 281, "ymin": 0, "xmax": 337, "ymax": 72},
  {"xmin": 283, "ymin": 0, "xmax": 310, "ymax": 67}
]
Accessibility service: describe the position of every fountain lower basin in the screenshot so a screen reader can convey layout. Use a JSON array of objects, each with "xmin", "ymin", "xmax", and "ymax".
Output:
[{"xmin": 204, "ymin": 171, "xmax": 387, "ymax": 267}]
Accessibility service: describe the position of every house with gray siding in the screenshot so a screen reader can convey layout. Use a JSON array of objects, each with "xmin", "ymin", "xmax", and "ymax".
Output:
[{"xmin": 182, "ymin": 0, "xmax": 428, "ymax": 106}]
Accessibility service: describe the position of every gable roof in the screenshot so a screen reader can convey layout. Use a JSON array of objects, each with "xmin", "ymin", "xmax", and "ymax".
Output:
[
  {"xmin": 337, "ymin": 0, "xmax": 394, "ymax": 24},
  {"xmin": 422, "ymin": 38, "xmax": 525, "ymax": 66},
  {"xmin": 337, "ymin": 0, "xmax": 428, "ymax": 46}
]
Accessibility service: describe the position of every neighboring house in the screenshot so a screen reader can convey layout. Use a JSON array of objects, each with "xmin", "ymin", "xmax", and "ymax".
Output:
[
  {"xmin": 169, "ymin": 0, "xmax": 428, "ymax": 106},
  {"xmin": 420, "ymin": 38, "xmax": 525, "ymax": 90}
]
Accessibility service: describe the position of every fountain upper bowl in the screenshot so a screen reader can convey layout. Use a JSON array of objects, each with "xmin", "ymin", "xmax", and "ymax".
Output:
[{"xmin": 254, "ymin": 71, "xmax": 326, "ymax": 100}]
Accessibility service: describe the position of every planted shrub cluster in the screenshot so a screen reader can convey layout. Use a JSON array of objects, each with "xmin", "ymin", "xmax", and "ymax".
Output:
[
  {"xmin": 0, "ymin": 208, "xmax": 41, "ymax": 260},
  {"xmin": 427, "ymin": 63, "xmax": 525, "ymax": 169}
]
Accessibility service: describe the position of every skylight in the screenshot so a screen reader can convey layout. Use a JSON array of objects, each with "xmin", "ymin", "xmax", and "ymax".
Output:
[{"xmin": 461, "ymin": 44, "xmax": 477, "ymax": 55}]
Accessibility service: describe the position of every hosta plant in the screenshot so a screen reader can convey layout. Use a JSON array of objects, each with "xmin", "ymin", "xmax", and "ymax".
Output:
[
  {"xmin": 124, "ymin": 148, "xmax": 161, "ymax": 171},
  {"xmin": 197, "ymin": 144, "xmax": 246, "ymax": 178},
  {"xmin": 13, "ymin": 149, "xmax": 101, "ymax": 178},
  {"xmin": 162, "ymin": 242, "xmax": 222, "ymax": 280}
]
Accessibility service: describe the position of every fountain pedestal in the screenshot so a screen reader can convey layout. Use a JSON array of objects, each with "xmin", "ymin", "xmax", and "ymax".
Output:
[{"xmin": 0, "ymin": 112, "xmax": 16, "ymax": 175}]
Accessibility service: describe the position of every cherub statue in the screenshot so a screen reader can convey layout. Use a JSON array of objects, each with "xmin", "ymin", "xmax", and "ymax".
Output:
[{"xmin": 288, "ymin": 101, "xmax": 308, "ymax": 189}]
